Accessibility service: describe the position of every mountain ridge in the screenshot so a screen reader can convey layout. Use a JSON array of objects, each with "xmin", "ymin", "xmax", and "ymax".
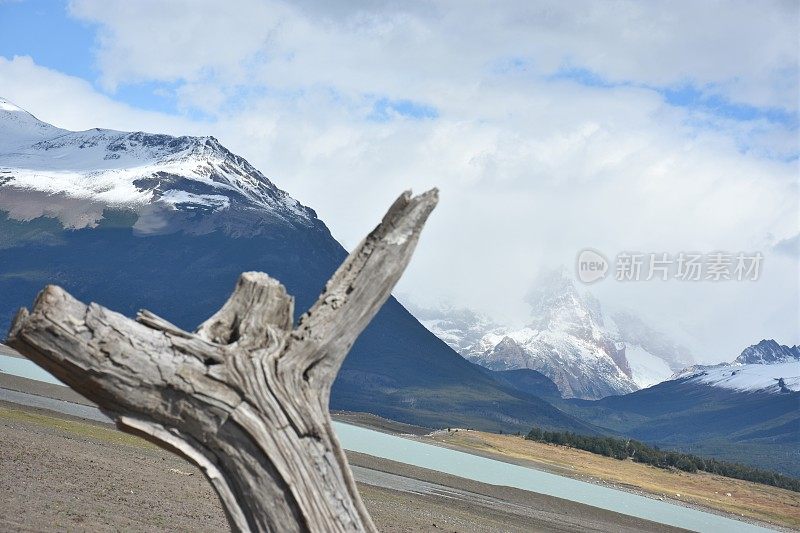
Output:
[
  {"xmin": 670, "ymin": 339, "xmax": 800, "ymax": 395},
  {"xmin": 0, "ymin": 97, "xmax": 591, "ymax": 434},
  {"xmin": 0, "ymin": 97, "xmax": 314, "ymax": 234},
  {"xmin": 415, "ymin": 269, "xmax": 692, "ymax": 399},
  {"xmin": 736, "ymin": 339, "xmax": 800, "ymax": 365}
]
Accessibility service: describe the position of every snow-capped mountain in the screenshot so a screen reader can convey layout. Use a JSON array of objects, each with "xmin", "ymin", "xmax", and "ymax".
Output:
[
  {"xmin": 0, "ymin": 97, "xmax": 312, "ymax": 234},
  {"xmin": 735, "ymin": 339, "xmax": 800, "ymax": 365},
  {"xmin": 404, "ymin": 303, "xmax": 499, "ymax": 355},
  {"xmin": 0, "ymin": 98, "xmax": 593, "ymax": 434},
  {"xmin": 611, "ymin": 310, "xmax": 694, "ymax": 372},
  {"xmin": 672, "ymin": 340, "xmax": 800, "ymax": 394},
  {"xmin": 0, "ymin": 98, "xmax": 66, "ymax": 150},
  {"xmin": 417, "ymin": 269, "xmax": 691, "ymax": 399}
]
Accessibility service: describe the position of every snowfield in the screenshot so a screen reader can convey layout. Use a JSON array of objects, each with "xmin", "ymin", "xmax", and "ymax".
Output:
[
  {"xmin": 0, "ymin": 96, "xmax": 312, "ymax": 227},
  {"xmin": 682, "ymin": 361, "xmax": 800, "ymax": 394},
  {"xmin": 625, "ymin": 344, "xmax": 674, "ymax": 388}
]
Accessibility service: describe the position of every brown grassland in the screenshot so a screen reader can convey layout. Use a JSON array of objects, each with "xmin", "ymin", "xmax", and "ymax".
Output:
[{"xmin": 421, "ymin": 429, "xmax": 800, "ymax": 530}]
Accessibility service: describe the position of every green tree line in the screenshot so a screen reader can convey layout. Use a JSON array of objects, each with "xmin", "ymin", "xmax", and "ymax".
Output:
[{"xmin": 525, "ymin": 427, "xmax": 800, "ymax": 492}]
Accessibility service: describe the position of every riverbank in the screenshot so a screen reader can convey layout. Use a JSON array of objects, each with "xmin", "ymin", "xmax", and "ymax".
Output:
[
  {"xmin": 0, "ymin": 400, "xmax": 683, "ymax": 532},
  {"xmin": 413, "ymin": 428, "xmax": 799, "ymax": 531}
]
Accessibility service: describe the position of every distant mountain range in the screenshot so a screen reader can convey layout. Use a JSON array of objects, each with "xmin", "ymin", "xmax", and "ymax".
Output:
[
  {"xmin": 414, "ymin": 269, "xmax": 694, "ymax": 399},
  {"xmin": 567, "ymin": 339, "xmax": 800, "ymax": 476},
  {"xmin": 413, "ymin": 269, "xmax": 799, "ymax": 475},
  {"xmin": 0, "ymin": 97, "xmax": 592, "ymax": 434}
]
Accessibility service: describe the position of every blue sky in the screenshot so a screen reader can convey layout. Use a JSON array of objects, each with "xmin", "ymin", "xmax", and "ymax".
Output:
[
  {"xmin": 0, "ymin": 0, "xmax": 180, "ymax": 114},
  {"xmin": 1, "ymin": 0, "xmax": 95, "ymax": 80}
]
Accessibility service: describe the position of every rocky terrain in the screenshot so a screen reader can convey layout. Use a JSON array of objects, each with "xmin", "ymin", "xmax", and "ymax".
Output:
[{"xmin": 416, "ymin": 269, "xmax": 693, "ymax": 399}]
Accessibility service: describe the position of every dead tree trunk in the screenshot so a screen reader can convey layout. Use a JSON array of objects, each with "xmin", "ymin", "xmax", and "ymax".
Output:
[{"xmin": 7, "ymin": 189, "xmax": 438, "ymax": 533}]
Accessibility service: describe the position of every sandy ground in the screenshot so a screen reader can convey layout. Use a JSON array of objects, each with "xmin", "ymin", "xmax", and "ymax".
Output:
[{"xmin": 0, "ymin": 397, "xmax": 689, "ymax": 532}]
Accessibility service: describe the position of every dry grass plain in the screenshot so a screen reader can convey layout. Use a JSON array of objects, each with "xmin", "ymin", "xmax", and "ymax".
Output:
[{"xmin": 420, "ymin": 429, "xmax": 800, "ymax": 530}]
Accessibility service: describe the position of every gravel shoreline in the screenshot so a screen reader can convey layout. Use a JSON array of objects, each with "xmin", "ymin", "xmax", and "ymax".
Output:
[{"xmin": 0, "ymin": 396, "xmax": 686, "ymax": 532}]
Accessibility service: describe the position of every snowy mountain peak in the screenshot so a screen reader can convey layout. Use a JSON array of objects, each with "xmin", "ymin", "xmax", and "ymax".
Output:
[
  {"xmin": 526, "ymin": 268, "xmax": 582, "ymax": 325},
  {"xmin": 0, "ymin": 98, "xmax": 315, "ymax": 232},
  {"xmin": 671, "ymin": 340, "xmax": 800, "ymax": 394},
  {"xmin": 736, "ymin": 339, "xmax": 800, "ymax": 365},
  {"xmin": 415, "ymin": 268, "xmax": 694, "ymax": 399},
  {"xmin": 0, "ymin": 97, "xmax": 24, "ymax": 112},
  {"xmin": 611, "ymin": 310, "xmax": 694, "ymax": 372},
  {"xmin": 0, "ymin": 97, "xmax": 66, "ymax": 152},
  {"xmin": 525, "ymin": 269, "xmax": 611, "ymax": 343}
]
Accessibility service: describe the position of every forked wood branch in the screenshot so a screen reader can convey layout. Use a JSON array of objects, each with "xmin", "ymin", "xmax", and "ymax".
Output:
[{"xmin": 7, "ymin": 189, "xmax": 438, "ymax": 532}]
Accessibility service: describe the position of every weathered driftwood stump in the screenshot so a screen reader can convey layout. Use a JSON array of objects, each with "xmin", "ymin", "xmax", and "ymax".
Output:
[{"xmin": 7, "ymin": 189, "xmax": 438, "ymax": 532}]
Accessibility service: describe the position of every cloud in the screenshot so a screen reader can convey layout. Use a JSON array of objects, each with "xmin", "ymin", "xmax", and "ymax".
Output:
[
  {"xmin": 68, "ymin": 0, "xmax": 284, "ymax": 92},
  {"xmin": 3, "ymin": 1, "xmax": 798, "ymax": 360},
  {"xmin": 773, "ymin": 232, "xmax": 800, "ymax": 257},
  {"xmin": 205, "ymin": 72, "xmax": 797, "ymax": 360},
  {"xmin": 0, "ymin": 55, "xmax": 199, "ymax": 135},
  {"xmin": 67, "ymin": 0, "xmax": 799, "ymax": 111}
]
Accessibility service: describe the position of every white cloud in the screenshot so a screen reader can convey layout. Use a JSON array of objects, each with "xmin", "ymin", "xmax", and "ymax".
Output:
[
  {"xmin": 68, "ymin": 0, "xmax": 284, "ymax": 91},
  {"xmin": 68, "ymin": 0, "xmax": 799, "ymax": 110},
  {"xmin": 3, "ymin": 1, "xmax": 799, "ymax": 360},
  {"xmin": 0, "ymin": 56, "xmax": 198, "ymax": 135},
  {"xmin": 210, "ymin": 76, "xmax": 797, "ymax": 361}
]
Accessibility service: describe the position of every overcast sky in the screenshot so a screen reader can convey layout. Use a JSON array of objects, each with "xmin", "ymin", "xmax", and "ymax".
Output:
[{"xmin": 1, "ymin": 0, "xmax": 798, "ymax": 362}]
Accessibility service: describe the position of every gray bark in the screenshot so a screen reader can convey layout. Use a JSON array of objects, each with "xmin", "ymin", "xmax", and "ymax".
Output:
[{"xmin": 6, "ymin": 189, "xmax": 438, "ymax": 532}]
